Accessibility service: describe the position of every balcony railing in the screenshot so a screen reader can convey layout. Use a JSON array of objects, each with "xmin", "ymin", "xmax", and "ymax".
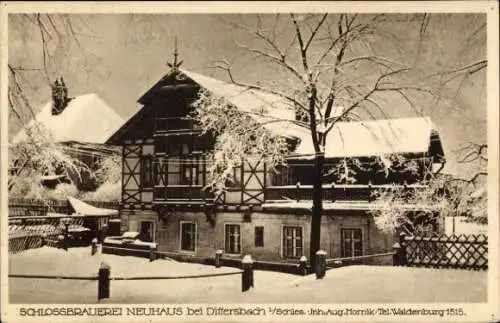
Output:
[
  {"xmin": 264, "ymin": 183, "xmax": 427, "ymax": 202},
  {"xmin": 152, "ymin": 181, "xmax": 427, "ymax": 205}
]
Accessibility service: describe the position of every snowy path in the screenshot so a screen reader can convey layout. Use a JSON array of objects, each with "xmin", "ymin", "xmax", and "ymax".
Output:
[{"xmin": 9, "ymin": 247, "xmax": 487, "ymax": 304}]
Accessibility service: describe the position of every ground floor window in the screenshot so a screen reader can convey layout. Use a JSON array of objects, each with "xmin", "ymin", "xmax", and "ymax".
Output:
[
  {"xmin": 341, "ymin": 228, "xmax": 363, "ymax": 258},
  {"xmin": 139, "ymin": 220, "xmax": 154, "ymax": 242},
  {"xmin": 255, "ymin": 226, "xmax": 264, "ymax": 247},
  {"xmin": 225, "ymin": 224, "xmax": 241, "ymax": 254},
  {"xmin": 180, "ymin": 221, "xmax": 196, "ymax": 251},
  {"xmin": 283, "ymin": 226, "xmax": 303, "ymax": 258}
]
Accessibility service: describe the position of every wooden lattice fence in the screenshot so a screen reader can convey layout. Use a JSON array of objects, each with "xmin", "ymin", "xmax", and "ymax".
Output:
[{"xmin": 403, "ymin": 233, "xmax": 488, "ymax": 270}]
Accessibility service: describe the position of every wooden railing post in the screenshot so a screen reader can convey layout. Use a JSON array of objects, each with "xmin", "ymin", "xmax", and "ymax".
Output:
[
  {"xmin": 296, "ymin": 182, "xmax": 301, "ymax": 202},
  {"xmin": 315, "ymin": 250, "xmax": 327, "ymax": 279},
  {"xmin": 241, "ymin": 254, "xmax": 254, "ymax": 292},
  {"xmin": 91, "ymin": 238, "xmax": 98, "ymax": 256},
  {"xmin": 64, "ymin": 222, "xmax": 69, "ymax": 251},
  {"xmin": 394, "ymin": 232, "xmax": 408, "ymax": 266},
  {"xmin": 392, "ymin": 242, "xmax": 401, "ymax": 266},
  {"xmin": 299, "ymin": 255, "xmax": 308, "ymax": 276},
  {"xmin": 98, "ymin": 262, "xmax": 110, "ymax": 301},
  {"xmin": 214, "ymin": 249, "xmax": 223, "ymax": 268},
  {"xmin": 57, "ymin": 235, "xmax": 65, "ymax": 250},
  {"xmin": 41, "ymin": 234, "xmax": 47, "ymax": 247},
  {"xmin": 400, "ymin": 232, "xmax": 408, "ymax": 265},
  {"xmin": 149, "ymin": 244, "xmax": 157, "ymax": 262}
]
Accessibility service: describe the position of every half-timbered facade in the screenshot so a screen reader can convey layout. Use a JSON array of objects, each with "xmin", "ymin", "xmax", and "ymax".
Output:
[{"xmin": 107, "ymin": 61, "xmax": 446, "ymax": 262}]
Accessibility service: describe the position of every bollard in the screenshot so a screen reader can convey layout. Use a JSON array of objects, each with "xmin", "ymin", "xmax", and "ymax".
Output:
[
  {"xmin": 241, "ymin": 254, "xmax": 254, "ymax": 292},
  {"xmin": 57, "ymin": 235, "xmax": 65, "ymax": 251},
  {"xmin": 315, "ymin": 250, "xmax": 327, "ymax": 279},
  {"xmin": 398, "ymin": 232, "xmax": 408, "ymax": 266},
  {"xmin": 40, "ymin": 234, "xmax": 47, "ymax": 247},
  {"xmin": 392, "ymin": 242, "xmax": 401, "ymax": 266},
  {"xmin": 63, "ymin": 222, "xmax": 69, "ymax": 251},
  {"xmin": 98, "ymin": 262, "xmax": 110, "ymax": 301},
  {"xmin": 91, "ymin": 238, "xmax": 98, "ymax": 256},
  {"xmin": 298, "ymin": 255, "xmax": 308, "ymax": 276},
  {"xmin": 214, "ymin": 249, "xmax": 223, "ymax": 268},
  {"xmin": 149, "ymin": 244, "xmax": 157, "ymax": 262}
]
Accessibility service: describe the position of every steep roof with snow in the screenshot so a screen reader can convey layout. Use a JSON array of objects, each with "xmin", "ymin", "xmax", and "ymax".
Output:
[
  {"xmin": 179, "ymin": 70, "xmax": 444, "ymax": 159},
  {"xmin": 13, "ymin": 93, "xmax": 124, "ymax": 144},
  {"xmin": 111, "ymin": 68, "xmax": 445, "ymax": 160},
  {"xmin": 291, "ymin": 117, "xmax": 444, "ymax": 160}
]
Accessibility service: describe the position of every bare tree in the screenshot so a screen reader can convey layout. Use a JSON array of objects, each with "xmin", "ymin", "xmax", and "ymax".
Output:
[
  {"xmin": 8, "ymin": 14, "xmax": 100, "ymax": 196},
  {"xmin": 192, "ymin": 13, "xmax": 473, "ymax": 269}
]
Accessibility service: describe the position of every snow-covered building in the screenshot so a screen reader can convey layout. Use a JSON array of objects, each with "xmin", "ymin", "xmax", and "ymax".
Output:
[
  {"xmin": 12, "ymin": 79, "xmax": 124, "ymax": 190},
  {"xmin": 107, "ymin": 62, "xmax": 446, "ymax": 263}
]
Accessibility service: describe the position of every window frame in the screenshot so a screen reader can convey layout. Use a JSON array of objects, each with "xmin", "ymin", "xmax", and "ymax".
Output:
[
  {"xmin": 179, "ymin": 221, "xmax": 197, "ymax": 252},
  {"xmin": 139, "ymin": 220, "xmax": 155, "ymax": 242},
  {"xmin": 254, "ymin": 226, "xmax": 264, "ymax": 247},
  {"xmin": 224, "ymin": 223, "xmax": 242, "ymax": 255},
  {"xmin": 340, "ymin": 228, "xmax": 363, "ymax": 258},
  {"xmin": 281, "ymin": 225, "xmax": 303, "ymax": 259}
]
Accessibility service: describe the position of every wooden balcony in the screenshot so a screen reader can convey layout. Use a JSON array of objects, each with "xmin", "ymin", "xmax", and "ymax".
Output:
[
  {"xmin": 152, "ymin": 182, "xmax": 427, "ymax": 206},
  {"xmin": 264, "ymin": 183, "xmax": 427, "ymax": 203}
]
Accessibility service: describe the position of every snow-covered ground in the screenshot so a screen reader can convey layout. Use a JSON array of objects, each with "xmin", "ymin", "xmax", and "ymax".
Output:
[{"xmin": 9, "ymin": 246, "xmax": 487, "ymax": 304}]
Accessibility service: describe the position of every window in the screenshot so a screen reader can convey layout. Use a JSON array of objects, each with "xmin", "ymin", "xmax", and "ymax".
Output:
[
  {"xmin": 180, "ymin": 163, "xmax": 199, "ymax": 185},
  {"xmin": 283, "ymin": 226, "xmax": 303, "ymax": 258},
  {"xmin": 255, "ymin": 226, "xmax": 264, "ymax": 247},
  {"xmin": 139, "ymin": 221, "xmax": 154, "ymax": 242},
  {"xmin": 180, "ymin": 222, "xmax": 196, "ymax": 252},
  {"xmin": 141, "ymin": 155, "xmax": 154, "ymax": 188},
  {"xmin": 341, "ymin": 228, "xmax": 363, "ymax": 258},
  {"xmin": 225, "ymin": 224, "xmax": 241, "ymax": 254}
]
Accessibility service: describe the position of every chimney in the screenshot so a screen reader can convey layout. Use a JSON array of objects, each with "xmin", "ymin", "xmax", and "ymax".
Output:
[{"xmin": 51, "ymin": 77, "xmax": 71, "ymax": 115}]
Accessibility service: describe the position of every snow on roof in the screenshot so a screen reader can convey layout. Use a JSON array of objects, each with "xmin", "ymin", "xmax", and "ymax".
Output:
[
  {"xmin": 180, "ymin": 70, "xmax": 442, "ymax": 158},
  {"xmin": 180, "ymin": 69, "xmax": 304, "ymax": 137},
  {"xmin": 68, "ymin": 197, "xmax": 118, "ymax": 216},
  {"xmin": 13, "ymin": 93, "xmax": 124, "ymax": 144},
  {"xmin": 294, "ymin": 117, "xmax": 442, "ymax": 159}
]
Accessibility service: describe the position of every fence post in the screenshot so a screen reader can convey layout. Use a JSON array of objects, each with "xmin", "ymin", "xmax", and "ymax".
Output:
[
  {"xmin": 241, "ymin": 254, "xmax": 254, "ymax": 292},
  {"xmin": 98, "ymin": 262, "xmax": 110, "ymax": 301},
  {"xmin": 149, "ymin": 244, "xmax": 157, "ymax": 262},
  {"xmin": 315, "ymin": 250, "xmax": 327, "ymax": 279},
  {"xmin": 299, "ymin": 255, "xmax": 308, "ymax": 276},
  {"xmin": 91, "ymin": 238, "xmax": 98, "ymax": 256},
  {"xmin": 214, "ymin": 249, "xmax": 223, "ymax": 268},
  {"xmin": 57, "ymin": 235, "xmax": 65, "ymax": 250},
  {"xmin": 392, "ymin": 242, "xmax": 401, "ymax": 266},
  {"xmin": 397, "ymin": 232, "xmax": 408, "ymax": 266},
  {"xmin": 40, "ymin": 233, "xmax": 47, "ymax": 247}
]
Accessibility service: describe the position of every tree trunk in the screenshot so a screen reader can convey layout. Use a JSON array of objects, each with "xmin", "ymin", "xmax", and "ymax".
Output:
[{"xmin": 309, "ymin": 152, "xmax": 324, "ymax": 271}]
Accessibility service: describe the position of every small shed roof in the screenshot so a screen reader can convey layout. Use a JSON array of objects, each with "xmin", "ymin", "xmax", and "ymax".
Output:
[
  {"xmin": 68, "ymin": 197, "xmax": 118, "ymax": 217},
  {"xmin": 13, "ymin": 93, "xmax": 124, "ymax": 145}
]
